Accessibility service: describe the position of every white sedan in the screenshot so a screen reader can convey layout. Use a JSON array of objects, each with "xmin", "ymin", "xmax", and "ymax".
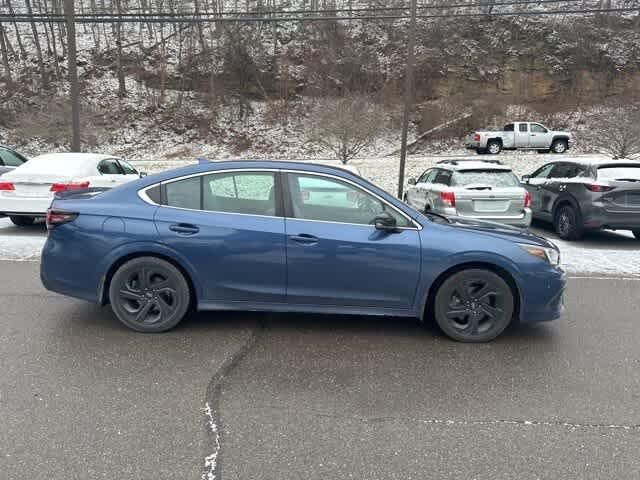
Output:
[{"xmin": 0, "ymin": 153, "xmax": 143, "ymax": 226}]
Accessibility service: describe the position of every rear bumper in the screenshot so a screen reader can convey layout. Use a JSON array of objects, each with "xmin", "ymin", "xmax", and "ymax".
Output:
[
  {"xmin": 452, "ymin": 209, "xmax": 533, "ymax": 228},
  {"xmin": 582, "ymin": 207, "xmax": 640, "ymax": 231},
  {"xmin": 0, "ymin": 194, "xmax": 53, "ymax": 216}
]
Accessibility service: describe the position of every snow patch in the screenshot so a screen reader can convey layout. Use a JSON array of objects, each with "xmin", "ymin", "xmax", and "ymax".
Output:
[{"xmin": 202, "ymin": 402, "xmax": 221, "ymax": 480}]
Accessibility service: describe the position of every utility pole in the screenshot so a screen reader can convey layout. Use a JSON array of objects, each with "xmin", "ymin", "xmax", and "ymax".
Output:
[
  {"xmin": 64, "ymin": 0, "xmax": 81, "ymax": 151},
  {"xmin": 397, "ymin": 0, "xmax": 418, "ymax": 199}
]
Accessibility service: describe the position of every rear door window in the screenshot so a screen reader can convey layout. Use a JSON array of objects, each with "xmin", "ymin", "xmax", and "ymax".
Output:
[
  {"xmin": 548, "ymin": 163, "xmax": 574, "ymax": 179},
  {"xmin": 203, "ymin": 172, "xmax": 276, "ymax": 216},
  {"xmin": 504, "ymin": 124, "xmax": 514, "ymax": 132},
  {"xmin": 165, "ymin": 176, "xmax": 201, "ymax": 210},
  {"xmin": 433, "ymin": 170, "xmax": 452, "ymax": 186}
]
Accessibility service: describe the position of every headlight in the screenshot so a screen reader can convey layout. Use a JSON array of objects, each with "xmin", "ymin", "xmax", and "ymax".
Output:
[{"xmin": 518, "ymin": 243, "xmax": 561, "ymax": 266}]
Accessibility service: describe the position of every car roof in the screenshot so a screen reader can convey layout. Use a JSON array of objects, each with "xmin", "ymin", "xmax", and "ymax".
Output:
[
  {"xmin": 435, "ymin": 160, "xmax": 513, "ymax": 171},
  {"xmin": 541, "ymin": 156, "xmax": 640, "ymax": 167}
]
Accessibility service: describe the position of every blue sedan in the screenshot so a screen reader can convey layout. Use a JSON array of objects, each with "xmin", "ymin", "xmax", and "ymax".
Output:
[{"xmin": 40, "ymin": 161, "xmax": 565, "ymax": 342}]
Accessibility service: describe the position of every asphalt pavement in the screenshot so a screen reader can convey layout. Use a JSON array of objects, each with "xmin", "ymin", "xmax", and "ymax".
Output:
[{"xmin": 1, "ymin": 261, "xmax": 640, "ymax": 479}]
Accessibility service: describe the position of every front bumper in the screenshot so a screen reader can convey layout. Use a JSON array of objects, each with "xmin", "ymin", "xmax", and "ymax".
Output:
[{"xmin": 518, "ymin": 266, "xmax": 566, "ymax": 324}]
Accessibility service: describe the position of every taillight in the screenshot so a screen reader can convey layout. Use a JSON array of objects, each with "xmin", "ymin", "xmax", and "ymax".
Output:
[
  {"xmin": 473, "ymin": 134, "xmax": 481, "ymax": 142},
  {"xmin": 585, "ymin": 184, "xmax": 614, "ymax": 193},
  {"xmin": 46, "ymin": 209, "xmax": 78, "ymax": 229},
  {"xmin": 524, "ymin": 191, "xmax": 531, "ymax": 208},
  {"xmin": 50, "ymin": 181, "xmax": 90, "ymax": 193},
  {"xmin": 0, "ymin": 182, "xmax": 15, "ymax": 191},
  {"xmin": 440, "ymin": 191, "xmax": 456, "ymax": 207}
]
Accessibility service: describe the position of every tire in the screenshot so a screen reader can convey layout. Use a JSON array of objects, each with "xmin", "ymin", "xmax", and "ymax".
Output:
[
  {"xmin": 108, "ymin": 257, "xmax": 191, "ymax": 333},
  {"xmin": 434, "ymin": 269, "xmax": 515, "ymax": 343},
  {"xmin": 9, "ymin": 215, "xmax": 35, "ymax": 227},
  {"xmin": 476, "ymin": 148, "xmax": 487, "ymax": 155},
  {"xmin": 553, "ymin": 204, "xmax": 583, "ymax": 240},
  {"xmin": 551, "ymin": 139, "xmax": 568, "ymax": 154},
  {"xmin": 486, "ymin": 140, "xmax": 502, "ymax": 155},
  {"xmin": 633, "ymin": 230, "xmax": 640, "ymax": 240}
]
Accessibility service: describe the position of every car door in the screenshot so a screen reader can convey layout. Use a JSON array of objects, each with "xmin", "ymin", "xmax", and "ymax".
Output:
[
  {"xmin": 154, "ymin": 170, "xmax": 287, "ymax": 303},
  {"xmin": 541, "ymin": 162, "xmax": 575, "ymax": 215},
  {"xmin": 515, "ymin": 123, "xmax": 530, "ymax": 148},
  {"xmin": 283, "ymin": 171, "xmax": 421, "ymax": 309},
  {"xmin": 524, "ymin": 163, "xmax": 554, "ymax": 218},
  {"xmin": 530, "ymin": 123, "xmax": 553, "ymax": 148},
  {"xmin": 408, "ymin": 169, "xmax": 436, "ymax": 212},
  {"xmin": 90, "ymin": 158, "xmax": 126, "ymax": 187}
]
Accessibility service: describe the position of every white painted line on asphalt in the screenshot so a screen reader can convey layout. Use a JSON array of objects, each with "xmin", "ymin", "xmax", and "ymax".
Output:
[
  {"xmin": 568, "ymin": 276, "xmax": 640, "ymax": 281},
  {"xmin": 202, "ymin": 402, "xmax": 220, "ymax": 480}
]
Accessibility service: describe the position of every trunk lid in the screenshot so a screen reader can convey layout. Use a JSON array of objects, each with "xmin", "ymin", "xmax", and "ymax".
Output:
[{"xmin": 454, "ymin": 186, "xmax": 525, "ymax": 217}]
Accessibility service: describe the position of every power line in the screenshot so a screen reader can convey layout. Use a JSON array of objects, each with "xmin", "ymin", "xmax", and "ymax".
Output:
[{"xmin": 1, "ymin": 6, "xmax": 638, "ymax": 23}]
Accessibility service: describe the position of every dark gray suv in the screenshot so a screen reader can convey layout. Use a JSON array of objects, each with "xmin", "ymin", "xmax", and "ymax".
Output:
[{"xmin": 522, "ymin": 158, "xmax": 640, "ymax": 240}]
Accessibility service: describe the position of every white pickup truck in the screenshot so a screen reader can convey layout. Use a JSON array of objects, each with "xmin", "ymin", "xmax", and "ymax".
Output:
[{"xmin": 465, "ymin": 122, "xmax": 572, "ymax": 155}]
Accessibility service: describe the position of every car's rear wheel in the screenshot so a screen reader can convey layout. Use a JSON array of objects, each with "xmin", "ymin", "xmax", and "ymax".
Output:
[
  {"xmin": 109, "ymin": 257, "xmax": 191, "ymax": 333},
  {"xmin": 554, "ymin": 204, "xmax": 583, "ymax": 240},
  {"xmin": 551, "ymin": 139, "xmax": 568, "ymax": 154},
  {"xmin": 434, "ymin": 269, "xmax": 514, "ymax": 343},
  {"xmin": 476, "ymin": 148, "xmax": 487, "ymax": 155},
  {"xmin": 486, "ymin": 140, "xmax": 502, "ymax": 155},
  {"xmin": 9, "ymin": 215, "xmax": 35, "ymax": 227},
  {"xmin": 633, "ymin": 230, "xmax": 640, "ymax": 240}
]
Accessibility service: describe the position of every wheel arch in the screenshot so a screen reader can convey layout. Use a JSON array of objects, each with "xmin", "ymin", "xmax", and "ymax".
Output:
[
  {"xmin": 552, "ymin": 135, "xmax": 570, "ymax": 143},
  {"xmin": 421, "ymin": 261, "xmax": 521, "ymax": 325},
  {"xmin": 552, "ymin": 194, "xmax": 581, "ymax": 221},
  {"xmin": 99, "ymin": 250, "xmax": 198, "ymax": 308},
  {"xmin": 487, "ymin": 137, "xmax": 503, "ymax": 146}
]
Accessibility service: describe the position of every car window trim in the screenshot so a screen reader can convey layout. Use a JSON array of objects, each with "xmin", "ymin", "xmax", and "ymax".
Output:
[
  {"xmin": 281, "ymin": 170, "xmax": 421, "ymax": 231},
  {"xmin": 139, "ymin": 168, "xmax": 421, "ymax": 230},
  {"xmin": 141, "ymin": 168, "xmax": 284, "ymax": 219}
]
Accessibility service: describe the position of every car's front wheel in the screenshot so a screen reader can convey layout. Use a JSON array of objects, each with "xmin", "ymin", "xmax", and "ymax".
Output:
[
  {"xmin": 9, "ymin": 215, "xmax": 35, "ymax": 227},
  {"xmin": 108, "ymin": 257, "xmax": 191, "ymax": 333},
  {"xmin": 434, "ymin": 269, "xmax": 515, "ymax": 342}
]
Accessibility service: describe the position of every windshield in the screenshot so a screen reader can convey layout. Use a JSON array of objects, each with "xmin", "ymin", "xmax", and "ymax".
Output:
[
  {"xmin": 452, "ymin": 170, "xmax": 520, "ymax": 187},
  {"xmin": 597, "ymin": 166, "xmax": 640, "ymax": 181}
]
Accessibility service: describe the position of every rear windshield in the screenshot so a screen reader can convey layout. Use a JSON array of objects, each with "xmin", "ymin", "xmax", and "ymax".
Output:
[
  {"xmin": 597, "ymin": 165, "xmax": 640, "ymax": 181},
  {"xmin": 452, "ymin": 170, "xmax": 520, "ymax": 187}
]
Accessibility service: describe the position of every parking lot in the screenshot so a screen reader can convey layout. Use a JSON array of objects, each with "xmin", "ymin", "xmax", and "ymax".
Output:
[{"xmin": 2, "ymin": 226, "xmax": 640, "ymax": 479}]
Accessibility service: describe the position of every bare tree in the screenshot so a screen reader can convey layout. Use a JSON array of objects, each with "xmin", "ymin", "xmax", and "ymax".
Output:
[
  {"xmin": 0, "ymin": 24, "xmax": 11, "ymax": 83},
  {"xmin": 594, "ymin": 107, "xmax": 640, "ymax": 159},
  {"xmin": 309, "ymin": 96, "xmax": 385, "ymax": 164}
]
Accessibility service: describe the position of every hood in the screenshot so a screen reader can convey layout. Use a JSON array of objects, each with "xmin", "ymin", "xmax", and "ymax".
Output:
[{"xmin": 438, "ymin": 215, "xmax": 556, "ymax": 249}]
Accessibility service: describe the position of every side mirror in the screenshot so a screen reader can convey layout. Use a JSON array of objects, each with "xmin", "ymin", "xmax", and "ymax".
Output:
[
  {"xmin": 408, "ymin": 178, "xmax": 417, "ymax": 185},
  {"xmin": 521, "ymin": 174, "xmax": 530, "ymax": 184},
  {"xmin": 373, "ymin": 212, "xmax": 399, "ymax": 232},
  {"xmin": 139, "ymin": 172, "xmax": 148, "ymax": 178}
]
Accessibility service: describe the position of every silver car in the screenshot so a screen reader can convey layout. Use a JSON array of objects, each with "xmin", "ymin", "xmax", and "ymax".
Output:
[{"xmin": 404, "ymin": 160, "xmax": 532, "ymax": 227}]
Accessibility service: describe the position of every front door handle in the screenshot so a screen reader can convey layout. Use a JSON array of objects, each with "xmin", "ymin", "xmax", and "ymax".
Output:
[
  {"xmin": 290, "ymin": 234, "xmax": 319, "ymax": 244},
  {"xmin": 169, "ymin": 223, "xmax": 200, "ymax": 235}
]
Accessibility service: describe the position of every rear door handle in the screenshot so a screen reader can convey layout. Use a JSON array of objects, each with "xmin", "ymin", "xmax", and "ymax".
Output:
[
  {"xmin": 169, "ymin": 223, "xmax": 200, "ymax": 235},
  {"xmin": 290, "ymin": 234, "xmax": 319, "ymax": 244}
]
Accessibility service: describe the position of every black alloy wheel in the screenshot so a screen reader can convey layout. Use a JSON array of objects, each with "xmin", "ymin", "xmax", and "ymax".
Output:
[
  {"xmin": 434, "ymin": 269, "xmax": 514, "ymax": 342},
  {"xmin": 109, "ymin": 257, "xmax": 191, "ymax": 332}
]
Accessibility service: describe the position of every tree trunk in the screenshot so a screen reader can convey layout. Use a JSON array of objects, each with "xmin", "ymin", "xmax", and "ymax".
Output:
[
  {"xmin": 0, "ymin": 24, "xmax": 12, "ymax": 84},
  {"xmin": 6, "ymin": 0, "xmax": 28, "ymax": 60},
  {"xmin": 116, "ymin": 0, "xmax": 127, "ymax": 97},
  {"xmin": 25, "ymin": 0, "xmax": 49, "ymax": 88}
]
